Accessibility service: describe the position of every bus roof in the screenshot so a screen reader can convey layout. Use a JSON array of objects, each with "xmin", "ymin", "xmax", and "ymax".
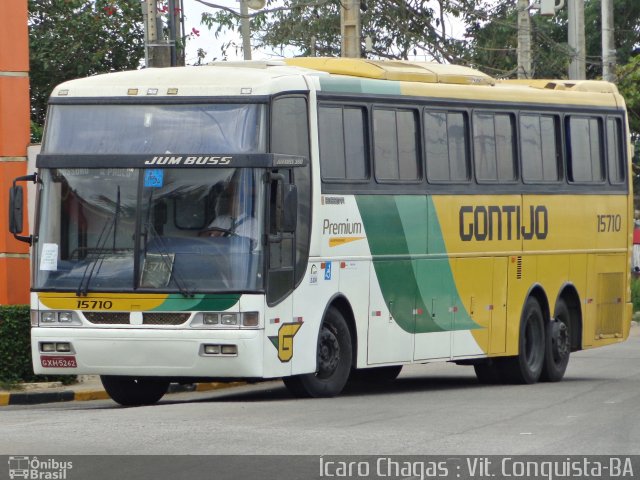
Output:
[
  {"xmin": 50, "ymin": 58, "xmax": 623, "ymax": 109},
  {"xmin": 50, "ymin": 63, "xmax": 311, "ymax": 98}
]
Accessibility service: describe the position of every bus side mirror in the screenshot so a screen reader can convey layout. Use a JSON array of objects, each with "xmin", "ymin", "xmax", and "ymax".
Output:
[
  {"xmin": 9, "ymin": 185, "xmax": 24, "ymax": 234},
  {"xmin": 282, "ymin": 184, "xmax": 297, "ymax": 233},
  {"xmin": 8, "ymin": 174, "xmax": 37, "ymax": 245}
]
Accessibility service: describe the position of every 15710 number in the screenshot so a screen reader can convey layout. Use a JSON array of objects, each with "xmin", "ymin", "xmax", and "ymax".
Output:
[
  {"xmin": 76, "ymin": 300, "xmax": 113, "ymax": 309},
  {"xmin": 597, "ymin": 214, "xmax": 622, "ymax": 233}
]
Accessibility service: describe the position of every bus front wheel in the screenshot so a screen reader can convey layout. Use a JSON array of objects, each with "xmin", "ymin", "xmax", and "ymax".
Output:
[
  {"xmin": 100, "ymin": 375, "xmax": 169, "ymax": 406},
  {"xmin": 283, "ymin": 307, "xmax": 352, "ymax": 398},
  {"xmin": 499, "ymin": 297, "xmax": 545, "ymax": 384}
]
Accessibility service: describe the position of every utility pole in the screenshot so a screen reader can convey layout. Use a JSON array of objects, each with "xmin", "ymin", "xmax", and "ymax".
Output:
[
  {"xmin": 240, "ymin": 0, "xmax": 252, "ymax": 60},
  {"xmin": 340, "ymin": 0, "xmax": 360, "ymax": 58},
  {"xmin": 142, "ymin": 0, "xmax": 171, "ymax": 67},
  {"xmin": 517, "ymin": 0, "xmax": 532, "ymax": 79},
  {"xmin": 567, "ymin": 0, "xmax": 585, "ymax": 79},
  {"xmin": 601, "ymin": 0, "xmax": 616, "ymax": 82}
]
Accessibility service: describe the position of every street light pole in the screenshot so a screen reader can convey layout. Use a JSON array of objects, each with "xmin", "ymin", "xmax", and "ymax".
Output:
[
  {"xmin": 567, "ymin": 0, "xmax": 585, "ymax": 79},
  {"xmin": 240, "ymin": 0, "xmax": 252, "ymax": 60},
  {"xmin": 601, "ymin": 0, "xmax": 616, "ymax": 82},
  {"xmin": 340, "ymin": 0, "xmax": 360, "ymax": 58},
  {"xmin": 517, "ymin": 0, "xmax": 532, "ymax": 79}
]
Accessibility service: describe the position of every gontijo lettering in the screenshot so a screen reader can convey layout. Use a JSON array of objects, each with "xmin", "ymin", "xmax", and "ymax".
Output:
[{"xmin": 460, "ymin": 205, "xmax": 548, "ymax": 241}]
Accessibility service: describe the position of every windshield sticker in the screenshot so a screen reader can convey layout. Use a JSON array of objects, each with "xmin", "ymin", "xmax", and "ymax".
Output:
[
  {"xmin": 140, "ymin": 253, "xmax": 175, "ymax": 288},
  {"xmin": 40, "ymin": 243, "xmax": 58, "ymax": 271},
  {"xmin": 144, "ymin": 169, "xmax": 164, "ymax": 188}
]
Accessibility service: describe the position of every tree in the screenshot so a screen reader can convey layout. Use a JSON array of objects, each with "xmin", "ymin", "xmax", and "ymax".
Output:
[
  {"xmin": 29, "ymin": 0, "xmax": 144, "ymax": 140},
  {"xmin": 464, "ymin": 3, "xmax": 569, "ymax": 78},
  {"xmin": 617, "ymin": 55, "xmax": 640, "ymax": 140},
  {"xmin": 465, "ymin": 0, "xmax": 640, "ymax": 79},
  {"xmin": 200, "ymin": 0, "xmax": 486, "ymax": 62}
]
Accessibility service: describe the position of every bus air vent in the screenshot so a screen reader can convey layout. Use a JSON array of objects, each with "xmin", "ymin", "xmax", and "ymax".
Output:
[
  {"xmin": 84, "ymin": 312, "xmax": 130, "ymax": 324},
  {"xmin": 516, "ymin": 256, "xmax": 523, "ymax": 280},
  {"xmin": 142, "ymin": 312, "xmax": 191, "ymax": 325}
]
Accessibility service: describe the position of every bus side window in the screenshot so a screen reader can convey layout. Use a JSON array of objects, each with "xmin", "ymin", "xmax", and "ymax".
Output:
[
  {"xmin": 270, "ymin": 95, "xmax": 311, "ymax": 302},
  {"xmin": 520, "ymin": 114, "xmax": 561, "ymax": 183},
  {"xmin": 606, "ymin": 117, "xmax": 625, "ymax": 184},
  {"xmin": 567, "ymin": 116, "xmax": 604, "ymax": 183}
]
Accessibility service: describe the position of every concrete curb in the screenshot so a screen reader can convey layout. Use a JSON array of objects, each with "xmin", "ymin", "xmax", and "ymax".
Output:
[{"xmin": 0, "ymin": 381, "xmax": 246, "ymax": 406}]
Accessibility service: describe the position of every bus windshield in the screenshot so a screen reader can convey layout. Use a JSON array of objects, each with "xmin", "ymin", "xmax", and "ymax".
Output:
[
  {"xmin": 34, "ymin": 167, "xmax": 265, "ymax": 294},
  {"xmin": 43, "ymin": 103, "xmax": 266, "ymax": 154}
]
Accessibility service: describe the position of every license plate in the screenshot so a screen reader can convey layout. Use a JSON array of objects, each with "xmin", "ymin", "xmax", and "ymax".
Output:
[{"xmin": 40, "ymin": 355, "xmax": 77, "ymax": 368}]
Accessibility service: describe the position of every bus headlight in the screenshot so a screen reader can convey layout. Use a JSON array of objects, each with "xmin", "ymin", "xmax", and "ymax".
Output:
[
  {"xmin": 190, "ymin": 311, "xmax": 261, "ymax": 329},
  {"xmin": 38, "ymin": 311, "xmax": 82, "ymax": 326},
  {"xmin": 220, "ymin": 313, "xmax": 238, "ymax": 326},
  {"xmin": 41, "ymin": 311, "xmax": 57, "ymax": 323},
  {"xmin": 241, "ymin": 312, "xmax": 260, "ymax": 327},
  {"xmin": 58, "ymin": 312, "xmax": 74, "ymax": 323}
]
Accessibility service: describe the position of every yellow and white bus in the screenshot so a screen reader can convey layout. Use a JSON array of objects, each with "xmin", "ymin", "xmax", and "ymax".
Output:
[{"xmin": 9, "ymin": 58, "xmax": 633, "ymax": 405}]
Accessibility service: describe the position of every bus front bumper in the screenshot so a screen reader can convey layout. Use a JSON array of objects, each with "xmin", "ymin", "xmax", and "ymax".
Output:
[{"xmin": 31, "ymin": 327, "xmax": 265, "ymax": 378}]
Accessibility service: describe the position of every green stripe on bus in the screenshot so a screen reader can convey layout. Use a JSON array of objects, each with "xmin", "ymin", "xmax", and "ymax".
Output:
[
  {"xmin": 154, "ymin": 294, "xmax": 240, "ymax": 311},
  {"xmin": 318, "ymin": 77, "xmax": 401, "ymax": 95},
  {"xmin": 356, "ymin": 195, "xmax": 479, "ymax": 333}
]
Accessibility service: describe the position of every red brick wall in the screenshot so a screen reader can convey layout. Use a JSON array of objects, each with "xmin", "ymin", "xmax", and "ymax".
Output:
[{"xmin": 0, "ymin": 0, "xmax": 30, "ymax": 305}]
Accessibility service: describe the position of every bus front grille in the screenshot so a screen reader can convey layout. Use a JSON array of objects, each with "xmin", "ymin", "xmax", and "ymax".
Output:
[
  {"xmin": 83, "ymin": 312, "xmax": 190, "ymax": 325},
  {"xmin": 142, "ymin": 313, "xmax": 191, "ymax": 325},
  {"xmin": 84, "ymin": 312, "xmax": 130, "ymax": 324}
]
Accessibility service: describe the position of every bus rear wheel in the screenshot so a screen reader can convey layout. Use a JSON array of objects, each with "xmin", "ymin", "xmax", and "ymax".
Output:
[
  {"xmin": 100, "ymin": 375, "xmax": 169, "ymax": 406},
  {"xmin": 283, "ymin": 307, "xmax": 352, "ymax": 398},
  {"xmin": 541, "ymin": 299, "xmax": 571, "ymax": 382},
  {"xmin": 499, "ymin": 297, "xmax": 545, "ymax": 384}
]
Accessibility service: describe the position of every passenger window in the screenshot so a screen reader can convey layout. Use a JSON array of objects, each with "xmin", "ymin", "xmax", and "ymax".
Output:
[
  {"xmin": 567, "ymin": 116, "xmax": 604, "ymax": 183},
  {"xmin": 473, "ymin": 112, "xmax": 516, "ymax": 182},
  {"xmin": 425, "ymin": 110, "xmax": 469, "ymax": 182},
  {"xmin": 374, "ymin": 108, "xmax": 420, "ymax": 182},
  {"xmin": 607, "ymin": 118, "xmax": 625, "ymax": 184},
  {"xmin": 319, "ymin": 106, "xmax": 368, "ymax": 181},
  {"xmin": 521, "ymin": 114, "xmax": 560, "ymax": 182}
]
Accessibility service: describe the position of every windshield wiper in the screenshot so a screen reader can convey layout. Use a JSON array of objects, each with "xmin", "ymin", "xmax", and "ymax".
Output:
[
  {"xmin": 140, "ymin": 191, "xmax": 193, "ymax": 298},
  {"xmin": 76, "ymin": 188, "xmax": 121, "ymax": 296}
]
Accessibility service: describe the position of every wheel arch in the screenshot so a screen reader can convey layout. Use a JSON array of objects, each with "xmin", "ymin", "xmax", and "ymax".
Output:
[
  {"xmin": 526, "ymin": 284, "xmax": 551, "ymax": 326},
  {"xmin": 555, "ymin": 283, "xmax": 583, "ymax": 352},
  {"xmin": 322, "ymin": 294, "xmax": 358, "ymax": 367}
]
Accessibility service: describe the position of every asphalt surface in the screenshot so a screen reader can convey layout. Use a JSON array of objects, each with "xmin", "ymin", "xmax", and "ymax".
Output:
[{"xmin": 2, "ymin": 326, "xmax": 639, "ymax": 456}]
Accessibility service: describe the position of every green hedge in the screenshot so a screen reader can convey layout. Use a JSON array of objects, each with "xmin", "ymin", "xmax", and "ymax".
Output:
[{"xmin": 0, "ymin": 305, "xmax": 75, "ymax": 385}]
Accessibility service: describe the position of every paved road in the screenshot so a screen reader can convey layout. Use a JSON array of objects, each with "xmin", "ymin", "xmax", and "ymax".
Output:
[{"xmin": 2, "ymin": 327, "xmax": 639, "ymax": 456}]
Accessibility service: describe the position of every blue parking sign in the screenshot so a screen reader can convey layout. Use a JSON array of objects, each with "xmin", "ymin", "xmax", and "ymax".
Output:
[
  {"xmin": 144, "ymin": 169, "xmax": 164, "ymax": 188},
  {"xmin": 324, "ymin": 262, "xmax": 332, "ymax": 280}
]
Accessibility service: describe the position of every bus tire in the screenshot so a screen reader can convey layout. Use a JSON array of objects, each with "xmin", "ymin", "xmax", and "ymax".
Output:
[
  {"xmin": 100, "ymin": 375, "xmax": 169, "ymax": 406},
  {"xmin": 349, "ymin": 365, "xmax": 403, "ymax": 384},
  {"xmin": 473, "ymin": 360, "xmax": 503, "ymax": 384},
  {"xmin": 499, "ymin": 297, "xmax": 545, "ymax": 384},
  {"xmin": 283, "ymin": 307, "xmax": 352, "ymax": 398},
  {"xmin": 541, "ymin": 299, "xmax": 571, "ymax": 382}
]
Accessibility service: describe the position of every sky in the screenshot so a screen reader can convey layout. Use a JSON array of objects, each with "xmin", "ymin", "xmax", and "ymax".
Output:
[{"xmin": 181, "ymin": 0, "xmax": 277, "ymax": 64}]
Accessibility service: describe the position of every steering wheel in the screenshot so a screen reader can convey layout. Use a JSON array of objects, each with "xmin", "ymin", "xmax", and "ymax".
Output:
[{"xmin": 198, "ymin": 226, "xmax": 238, "ymax": 237}]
